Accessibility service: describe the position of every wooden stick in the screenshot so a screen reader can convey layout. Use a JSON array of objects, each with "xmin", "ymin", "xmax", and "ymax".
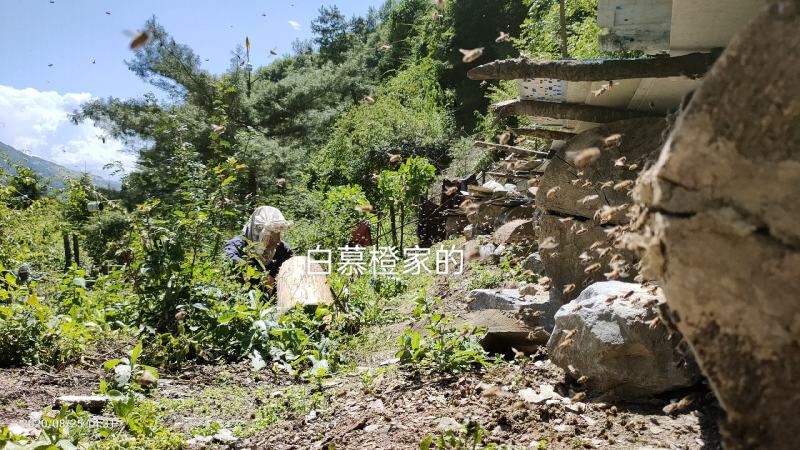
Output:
[
  {"xmin": 491, "ymin": 99, "xmax": 656, "ymax": 122},
  {"xmin": 474, "ymin": 141, "xmax": 550, "ymax": 157},
  {"xmin": 63, "ymin": 232, "xmax": 72, "ymax": 271},
  {"xmin": 511, "ymin": 127, "xmax": 576, "ymax": 141},
  {"xmin": 468, "ymin": 52, "xmax": 718, "ymax": 81}
]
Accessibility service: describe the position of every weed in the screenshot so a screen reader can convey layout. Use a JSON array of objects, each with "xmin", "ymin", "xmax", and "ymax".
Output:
[
  {"xmin": 419, "ymin": 419, "xmax": 516, "ymax": 449},
  {"xmin": 397, "ymin": 291, "xmax": 495, "ymax": 375}
]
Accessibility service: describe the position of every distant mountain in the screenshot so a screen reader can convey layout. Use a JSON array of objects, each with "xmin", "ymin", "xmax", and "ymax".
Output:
[{"xmin": 0, "ymin": 141, "xmax": 120, "ymax": 190}]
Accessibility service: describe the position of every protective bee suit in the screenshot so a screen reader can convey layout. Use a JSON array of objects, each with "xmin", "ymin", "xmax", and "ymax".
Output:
[{"xmin": 223, "ymin": 206, "xmax": 293, "ymax": 282}]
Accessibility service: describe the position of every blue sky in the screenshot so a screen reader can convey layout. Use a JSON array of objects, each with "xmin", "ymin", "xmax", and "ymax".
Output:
[{"xmin": 0, "ymin": 0, "xmax": 382, "ymax": 177}]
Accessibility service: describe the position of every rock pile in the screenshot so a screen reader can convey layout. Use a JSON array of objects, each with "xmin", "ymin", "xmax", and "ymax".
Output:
[{"xmin": 533, "ymin": 117, "xmax": 667, "ymax": 300}]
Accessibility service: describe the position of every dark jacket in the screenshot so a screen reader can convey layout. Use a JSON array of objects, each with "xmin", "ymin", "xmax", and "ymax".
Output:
[{"xmin": 223, "ymin": 235, "xmax": 294, "ymax": 278}]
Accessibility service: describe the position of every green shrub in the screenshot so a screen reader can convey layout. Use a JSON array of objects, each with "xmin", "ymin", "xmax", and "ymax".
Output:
[
  {"xmin": 397, "ymin": 292, "xmax": 494, "ymax": 375},
  {"xmin": 0, "ymin": 301, "xmax": 49, "ymax": 367},
  {"xmin": 81, "ymin": 209, "xmax": 131, "ymax": 263}
]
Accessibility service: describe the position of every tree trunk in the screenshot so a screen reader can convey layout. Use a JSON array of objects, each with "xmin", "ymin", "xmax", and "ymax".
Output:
[
  {"xmin": 63, "ymin": 232, "xmax": 72, "ymax": 271},
  {"xmin": 72, "ymin": 234, "xmax": 80, "ymax": 267},
  {"xmin": 468, "ymin": 52, "xmax": 717, "ymax": 81},
  {"xmin": 492, "ymin": 99, "xmax": 656, "ymax": 122},
  {"xmin": 634, "ymin": 3, "xmax": 800, "ymax": 448},
  {"xmin": 389, "ymin": 202, "xmax": 398, "ymax": 248},
  {"xmin": 558, "ymin": 0, "xmax": 568, "ymax": 59}
]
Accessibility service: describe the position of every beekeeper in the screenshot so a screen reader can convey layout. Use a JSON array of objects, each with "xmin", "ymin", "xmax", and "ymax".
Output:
[{"xmin": 224, "ymin": 206, "xmax": 294, "ymax": 288}]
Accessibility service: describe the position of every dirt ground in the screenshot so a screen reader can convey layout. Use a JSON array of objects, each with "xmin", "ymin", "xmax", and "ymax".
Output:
[{"xmin": 0, "ymin": 267, "xmax": 723, "ymax": 449}]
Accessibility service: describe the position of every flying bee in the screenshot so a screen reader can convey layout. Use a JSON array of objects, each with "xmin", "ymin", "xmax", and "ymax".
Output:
[
  {"xmin": 613, "ymin": 180, "xmax": 634, "ymax": 191},
  {"xmin": 445, "ymin": 186, "xmax": 459, "ymax": 196},
  {"xmin": 562, "ymin": 329, "xmax": 577, "ymax": 340},
  {"xmin": 579, "ymin": 252, "xmax": 593, "ymax": 264},
  {"xmin": 568, "ymin": 147, "xmax": 601, "ymax": 168},
  {"xmin": 571, "ymin": 178, "xmax": 581, "ymax": 186},
  {"xmin": 605, "ymin": 295, "xmax": 618, "ymax": 304},
  {"xmin": 546, "ymin": 186, "xmax": 561, "ymax": 198},
  {"xmin": 355, "ymin": 204, "xmax": 373, "ymax": 214},
  {"xmin": 538, "ymin": 276, "xmax": 552, "ymax": 288},
  {"xmin": 627, "ymin": 163, "xmax": 639, "ymax": 171},
  {"xmin": 599, "ymin": 180, "xmax": 614, "ymax": 189},
  {"xmin": 538, "ymin": 236, "xmax": 558, "ymax": 250},
  {"xmin": 623, "ymin": 290, "xmax": 635, "ymax": 299},
  {"xmin": 364, "ymin": 95, "xmax": 376, "ymax": 104},
  {"xmin": 576, "ymin": 375, "xmax": 589, "ymax": 384},
  {"xmin": 581, "ymin": 180, "xmax": 593, "ymax": 188},
  {"xmin": 498, "ymin": 131, "xmax": 512, "ymax": 145},
  {"xmin": 563, "ymin": 284, "xmax": 576, "ymax": 295},
  {"xmin": 388, "ymin": 153, "xmax": 402, "ymax": 163},
  {"xmin": 211, "ymin": 123, "xmax": 226, "ymax": 134},
  {"xmin": 459, "ymin": 47, "xmax": 484, "ymax": 63},
  {"xmin": 591, "ymin": 80, "xmax": 614, "ymax": 97},
  {"xmin": 614, "ymin": 156, "xmax": 627, "ymax": 167},
  {"xmin": 578, "ymin": 194, "xmax": 599, "ymax": 205},
  {"xmin": 558, "ymin": 217, "xmax": 574, "ymax": 224},
  {"xmin": 584, "ymin": 262, "xmax": 601, "ymax": 273},
  {"xmin": 571, "ymin": 392, "xmax": 587, "ymax": 402},
  {"xmin": 596, "ymin": 247, "xmax": 611, "ymax": 258},
  {"xmin": 603, "ymin": 133, "xmax": 623, "ymax": 148},
  {"xmin": 274, "ymin": 178, "xmax": 287, "ymax": 188},
  {"xmin": 371, "ymin": 173, "xmax": 381, "ymax": 182},
  {"xmin": 128, "ymin": 30, "xmax": 153, "ymax": 50},
  {"xmin": 495, "ymin": 31, "xmax": 511, "ymax": 43},
  {"xmin": 575, "ymin": 226, "xmax": 588, "ymax": 236},
  {"xmin": 434, "ymin": 0, "xmax": 447, "ymax": 8},
  {"xmin": 558, "ymin": 338, "xmax": 574, "ymax": 349},
  {"xmin": 379, "ymin": 44, "xmax": 392, "ymax": 50}
]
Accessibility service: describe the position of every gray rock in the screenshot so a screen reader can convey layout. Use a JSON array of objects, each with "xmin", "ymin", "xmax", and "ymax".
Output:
[
  {"xmin": 547, "ymin": 281, "xmax": 698, "ymax": 398},
  {"xmin": 492, "ymin": 219, "xmax": 536, "ymax": 246},
  {"xmin": 464, "ymin": 289, "xmax": 562, "ymax": 353},
  {"xmin": 522, "ymin": 252, "xmax": 544, "ymax": 273}
]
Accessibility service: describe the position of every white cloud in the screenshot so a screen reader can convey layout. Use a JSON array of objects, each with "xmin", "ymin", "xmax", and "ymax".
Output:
[
  {"xmin": 288, "ymin": 20, "xmax": 301, "ymax": 31},
  {"xmin": 0, "ymin": 85, "xmax": 135, "ymax": 179}
]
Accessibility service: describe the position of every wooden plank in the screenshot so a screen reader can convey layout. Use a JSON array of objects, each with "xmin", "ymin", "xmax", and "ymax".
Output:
[
  {"xmin": 468, "ymin": 52, "xmax": 716, "ymax": 81},
  {"xmin": 598, "ymin": 0, "xmax": 673, "ymax": 53},
  {"xmin": 474, "ymin": 141, "xmax": 550, "ymax": 157},
  {"xmin": 491, "ymin": 99, "xmax": 657, "ymax": 122}
]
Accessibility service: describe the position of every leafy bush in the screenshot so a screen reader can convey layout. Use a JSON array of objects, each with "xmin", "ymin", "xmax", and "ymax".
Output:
[
  {"xmin": 397, "ymin": 292, "xmax": 494, "ymax": 375},
  {"xmin": 285, "ymin": 184, "xmax": 373, "ymax": 253},
  {"xmin": 420, "ymin": 419, "xmax": 515, "ymax": 450},
  {"xmin": 81, "ymin": 209, "xmax": 132, "ymax": 263},
  {"xmin": 2, "ymin": 164, "xmax": 48, "ymax": 209},
  {"xmin": 0, "ymin": 300, "xmax": 49, "ymax": 367},
  {"xmin": 101, "ymin": 342, "xmax": 160, "ymax": 394}
]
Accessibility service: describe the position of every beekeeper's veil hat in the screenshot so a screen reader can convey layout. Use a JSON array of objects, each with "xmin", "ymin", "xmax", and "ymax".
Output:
[{"xmin": 242, "ymin": 206, "xmax": 292, "ymax": 241}]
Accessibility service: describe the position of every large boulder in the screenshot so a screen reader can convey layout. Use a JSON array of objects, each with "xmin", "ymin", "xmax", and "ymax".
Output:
[
  {"xmin": 536, "ymin": 214, "xmax": 638, "ymax": 301},
  {"xmin": 536, "ymin": 117, "xmax": 667, "ymax": 224},
  {"xmin": 547, "ymin": 282, "xmax": 699, "ymax": 398},
  {"xmin": 632, "ymin": 6, "xmax": 800, "ymax": 447}
]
